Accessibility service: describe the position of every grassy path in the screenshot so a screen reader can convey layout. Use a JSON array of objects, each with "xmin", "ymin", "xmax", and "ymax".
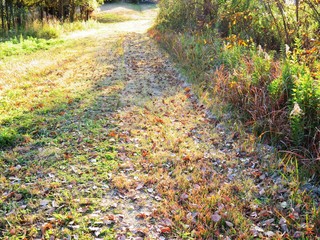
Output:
[{"xmin": 0, "ymin": 3, "xmax": 318, "ymax": 240}]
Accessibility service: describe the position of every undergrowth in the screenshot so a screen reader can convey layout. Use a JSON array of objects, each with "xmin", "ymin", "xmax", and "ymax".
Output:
[
  {"xmin": 150, "ymin": 2, "xmax": 319, "ymax": 237},
  {"xmin": 150, "ymin": 27, "xmax": 320, "ymax": 173}
]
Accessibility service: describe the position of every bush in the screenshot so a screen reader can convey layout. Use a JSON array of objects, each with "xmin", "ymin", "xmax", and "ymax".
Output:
[{"xmin": 157, "ymin": 0, "xmax": 320, "ymax": 51}]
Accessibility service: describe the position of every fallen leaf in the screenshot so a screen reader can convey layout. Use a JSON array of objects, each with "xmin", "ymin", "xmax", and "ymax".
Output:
[
  {"xmin": 253, "ymin": 225, "xmax": 264, "ymax": 232},
  {"xmin": 183, "ymin": 156, "xmax": 191, "ymax": 161},
  {"xmin": 40, "ymin": 200, "xmax": 50, "ymax": 206},
  {"xmin": 160, "ymin": 226, "xmax": 171, "ymax": 233},
  {"xmin": 136, "ymin": 213, "xmax": 147, "ymax": 219},
  {"xmin": 263, "ymin": 218, "xmax": 275, "ymax": 226},
  {"xmin": 141, "ymin": 149, "xmax": 149, "ymax": 157},
  {"xmin": 88, "ymin": 226, "xmax": 100, "ymax": 232},
  {"xmin": 211, "ymin": 213, "xmax": 221, "ymax": 222},
  {"xmin": 225, "ymin": 221, "xmax": 234, "ymax": 227},
  {"xmin": 293, "ymin": 231, "xmax": 302, "ymax": 238},
  {"xmin": 265, "ymin": 231, "xmax": 275, "ymax": 237},
  {"xmin": 14, "ymin": 193, "xmax": 23, "ymax": 201},
  {"xmin": 154, "ymin": 117, "xmax": 164, "ymax": 124},
  {"xmin": 108, "ymin": 131, "xmax": 117, "ymax": 137},
  {"xmin": 279, "ymin": 217, "xmax": 286, "ymax": 225},
  {"xmin": 184, "ymin": 87, "xmax": 191, "ymax": 93},
  {"xmin": 41, "ymin": 223, "xmax": 53, "ymax": 235},
  {"xmin": 136, "ymin": 184, "xmax": 144, "ymax": 190},
  {"xmin": 180, "ymin": 193, "xmax": 189, "ymax": 201}
]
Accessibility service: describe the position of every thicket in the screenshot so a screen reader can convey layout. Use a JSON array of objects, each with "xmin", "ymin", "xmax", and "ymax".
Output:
[{"xmin": 155, "ymin": 0, "xmax": 319, "ymax": 168}]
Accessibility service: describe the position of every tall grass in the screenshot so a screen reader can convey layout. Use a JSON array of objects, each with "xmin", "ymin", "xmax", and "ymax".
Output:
[
  {"xmin": 0, "ymin": 19, "xmax": 100, "ymax": 58},
  {"xmin": 150, "ymin": 27, "xmax": 320, "ymax": 170}
]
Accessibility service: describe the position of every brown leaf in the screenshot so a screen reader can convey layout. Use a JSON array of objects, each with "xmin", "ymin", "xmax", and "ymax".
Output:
[
  {"xmin": 63, "ymin": 152, "xmax": 72, "ymax": 159},
  {"xmin": 5, "ymin": 192, "xmax": 15, "ymax": 200},
  {"xmin": 184, "ymin": 87, "xmax": 191, "ymax": 93},
  {"xmin": 136, "ymin": 213, "xmax": 147, "ymax": 219},
  {"xmin": 14, "ymin": 193, "xmax": 23, "ymax": 201},
  {"xmin": 183, "ymin": 155, "xmax": 191, "ymax": 161},
  {"xmin": 41, "ymin": 223, "xmax": 53, "ymax": 235}
]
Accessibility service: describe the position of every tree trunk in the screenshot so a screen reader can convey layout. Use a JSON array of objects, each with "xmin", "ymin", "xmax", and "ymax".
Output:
[
  {"xmin": 70, "ymin": 0, "xmax": 75, "ymax": 22},
  {"xmin": 0, "ymin": 0, "xmax": 5, "ymax": 31},
  {"xmin": 6, "ymin": 0, "xmax": 10, "ymax": 31},
  {"xmin": 59, "ymin": 0, "xmax": 64, "ymax": 21}
]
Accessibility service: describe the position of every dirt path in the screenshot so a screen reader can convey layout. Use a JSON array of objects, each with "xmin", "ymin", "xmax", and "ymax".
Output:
[{"xmin": 1, "ymin": 3, "xmax": 317, "ymax": 240}]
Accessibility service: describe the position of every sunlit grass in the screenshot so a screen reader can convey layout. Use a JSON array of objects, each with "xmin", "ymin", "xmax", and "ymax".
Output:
[
  {"xmin": 92, "ymin": 12, "xmax": 132, "ymax": 23},
  {"xmin": 0, "ymin": 26, "xmax": 125, "ymax": 238}
]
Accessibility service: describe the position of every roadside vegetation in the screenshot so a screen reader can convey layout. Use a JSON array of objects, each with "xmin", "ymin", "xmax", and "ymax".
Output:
[
  {"xmin": 150, "ymin": 0, "xmax": 320, "ymax": 238},
  {"xmin": 153, "ymin": 0, "xmax": 319, "ymax": 173}
]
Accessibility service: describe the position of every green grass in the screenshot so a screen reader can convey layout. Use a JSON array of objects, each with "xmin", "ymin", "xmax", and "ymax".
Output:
[
  {"xmin": 92, "ymin": 13, "xmax": 132, "ymax": 23},
  {"xmin": 0, "ymin": 27, "xmax": 125, "ymax": 238},
  {"xmin": 0, "ymin": 36, "xmax": 63, "ymax": 58}
]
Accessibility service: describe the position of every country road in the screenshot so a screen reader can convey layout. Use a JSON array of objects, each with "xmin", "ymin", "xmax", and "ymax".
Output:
[{"xmin": 0, "ymin": 2, "xmax": 312, "ymax": 240}]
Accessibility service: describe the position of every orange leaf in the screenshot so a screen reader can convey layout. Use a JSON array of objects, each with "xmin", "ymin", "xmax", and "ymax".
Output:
[
  {"xmin": 41, "ymin": 223, "xmax": 53, "ymax": 235},
  {"xmin": 108, "ymin": 131, "xmax": 117, "ymax": 137},
  {"xmin": 141, "ymin": 149, "xmax": 149, "ymax": 157},
  {"xmin": 184, "ymin": 87, "xmax": 191, "ymax": 93},
  {"xmin": 186, "ymin": 93, "xmax": 192, "ymax": 99},
  {"xmin": 183, "ymin": 156, "xmax": 191, "ymax": 161},
  {"xmin": 160, "ymin": 227, "xmax": 171, "ymax": 233},
  {"xmin": 136, "ymin": 213, "xmax": 147, "ymax": 219},
  {"xmin": 154, "ymin": 117, "xmax": 164, "ymax": 124}
]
